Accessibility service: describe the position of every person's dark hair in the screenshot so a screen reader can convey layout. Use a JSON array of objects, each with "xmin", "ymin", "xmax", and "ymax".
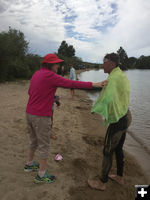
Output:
[
  {"xmin": 104, "ymin": 53, "xmax": 120, "ymax": 66},
  {"xmin": 41, "ymin": 62, "xmax": 55, "ymax": 70}
]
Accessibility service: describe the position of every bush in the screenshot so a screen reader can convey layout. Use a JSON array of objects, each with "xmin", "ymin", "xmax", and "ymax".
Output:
[{"xmin": 0, "ymin": 28, "xmax": 41, "ymax": 82}]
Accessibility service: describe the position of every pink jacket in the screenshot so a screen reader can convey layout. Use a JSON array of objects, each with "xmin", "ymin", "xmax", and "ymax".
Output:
[{"xmin": 26, "ymin": 68, "xmax": 92, "ymax": 116}]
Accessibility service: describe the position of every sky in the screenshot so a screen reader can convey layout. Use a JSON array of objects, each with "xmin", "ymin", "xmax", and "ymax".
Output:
[{"xmin": 0, "ymin": 0, "xmax": 150, "ymax": 63}]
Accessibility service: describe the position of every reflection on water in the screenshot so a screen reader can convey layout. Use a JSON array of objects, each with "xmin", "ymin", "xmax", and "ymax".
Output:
[{"xmin": 78, "ymin": 69, "xmax": 150, "ymax": 179}]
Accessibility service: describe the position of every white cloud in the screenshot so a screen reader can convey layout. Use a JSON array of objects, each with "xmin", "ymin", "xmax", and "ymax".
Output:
[
  {"xmin": 0, "ymin": 0, "xmax": 150, "ymax": 62},
  {"xmin": 0, "ymin": 0, "xmax": 66, "ymax": 54},
  {"xmin": 65, "ymin": 0, "xmax": 150, "ymax": 62},
  {"xmin": 102, "ymin": 0, "xmax": 150, "ymax": 57}
]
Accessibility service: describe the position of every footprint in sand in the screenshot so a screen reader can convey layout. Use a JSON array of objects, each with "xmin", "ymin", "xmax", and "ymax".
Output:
[
  {"xmin": 72, "ymin": 158, "xmax": 88, "ymax": 174},
  {"xmin": 75, "ymin": 106, "xmax": 87, "ymax": 110},
  {"xmin": 82, "ymin": 135, "xmax": 104, "ymax": 146},
  {"xmin": 53, "ymin": 127, "xmax": 60, "ymax": 131}
]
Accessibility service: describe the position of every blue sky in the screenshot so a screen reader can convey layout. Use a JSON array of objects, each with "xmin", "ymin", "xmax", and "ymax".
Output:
[{"xmin": 0, "ymin": 0, "xmax": 150, "ymax": 62}]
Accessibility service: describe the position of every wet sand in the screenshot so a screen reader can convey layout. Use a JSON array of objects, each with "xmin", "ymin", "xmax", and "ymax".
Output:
[{"xmin": 0, "ymin": 79, "xmax": 148, "ymax": 200}]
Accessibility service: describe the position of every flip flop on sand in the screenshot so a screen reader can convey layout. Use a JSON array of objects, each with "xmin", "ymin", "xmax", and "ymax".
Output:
[
  {"xmin": 87, "ymin": 179, "xmax": 106, "ymax": 191},
  {"xmin": 108, "ymin": 174, "xmax": 124, "ymax": 185}
]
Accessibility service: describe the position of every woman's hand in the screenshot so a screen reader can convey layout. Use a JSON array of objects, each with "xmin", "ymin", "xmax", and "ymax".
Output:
[{"xmin": 92, "ymin": 80, "xmax": 108, "ymax": 88}]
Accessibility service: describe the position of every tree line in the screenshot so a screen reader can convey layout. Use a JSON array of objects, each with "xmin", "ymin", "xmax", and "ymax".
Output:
[
  {"xmin": 0, "ymin": 28, "xmax": 150, "ymax": 82},
  {"xmin": 116, "ymin": 47, "xmax": 150, "ymax": 70}
]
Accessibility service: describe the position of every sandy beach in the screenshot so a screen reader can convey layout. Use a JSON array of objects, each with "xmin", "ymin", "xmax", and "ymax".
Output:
[{"xmin": 0, "ymin": 78, "xmax": 148, "ymax": 200}]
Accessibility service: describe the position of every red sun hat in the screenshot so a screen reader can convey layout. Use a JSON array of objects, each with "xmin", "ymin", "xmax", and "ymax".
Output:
[{"xmin": 42, "ymin": 54, "xmax": 64, "ymax": 64}]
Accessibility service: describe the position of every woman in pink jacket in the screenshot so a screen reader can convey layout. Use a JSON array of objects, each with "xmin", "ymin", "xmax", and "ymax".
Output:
[{"xmin": 24, "ymin": 53, "xmax": 107, "ymax": 183}]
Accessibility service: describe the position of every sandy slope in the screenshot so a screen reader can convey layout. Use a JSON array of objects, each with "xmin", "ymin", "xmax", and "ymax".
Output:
[{"xmin": 0, "ymin": 80, "xmax": 148, "ymax": 200}]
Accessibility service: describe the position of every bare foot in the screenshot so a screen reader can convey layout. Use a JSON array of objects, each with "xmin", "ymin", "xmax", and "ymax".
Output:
[
  {"xmin": 108, "ymin": 174, "xmax": 124, "ymax": 185},
  {"xmin": 88, "ymin": 179, "xmax": 106, "ymax": 191}
]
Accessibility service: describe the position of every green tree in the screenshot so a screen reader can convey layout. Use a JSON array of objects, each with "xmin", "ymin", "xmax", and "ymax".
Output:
[
  {"xmin": 128, "ymin": 57, "xmax": 137, "ymax": 69},
  {"xmin": 66, "ymin": 45, "xmax": 75, "ymax": 57},
  {"xmin": 0, "ymin": 27, "xmax": 42, "ymax": 81},
  {"xmin": 0, "ymin": 27, "xmax": 29, "ymax": 81},
  {"xmin": 58, "ymin": 41, "xmax": 68, "ymax": 56},
  {"xmin": 117, "ymin": 47, "xmax": 129, "ymax": 70},
  {"xmin": 58, "ymin": 40, "xmax": 75, "ymax": 57},
  {"xmin": 135, "ymin": 55, "xmax": 150, "ymax": 69},
  {"xmin": 25, "ymin": 54, "xmax": 42, "ymax": 75}
]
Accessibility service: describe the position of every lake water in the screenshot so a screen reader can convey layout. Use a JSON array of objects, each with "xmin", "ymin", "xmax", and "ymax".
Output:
[{"xmin": 78, "ymin": 69, "xmax": 150, "ymax": 180}]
